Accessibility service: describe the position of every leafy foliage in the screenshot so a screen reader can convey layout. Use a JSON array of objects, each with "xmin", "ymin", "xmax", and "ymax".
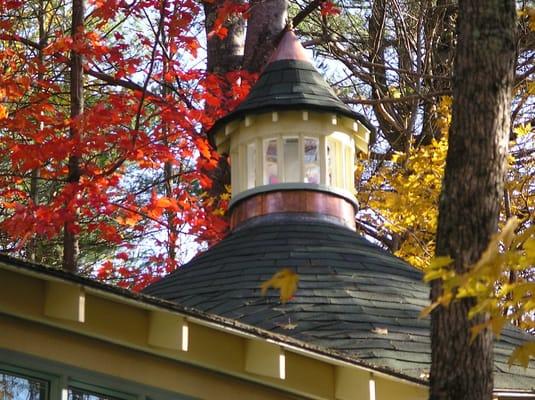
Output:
[
  {"xmin": 423, "ymin": 218, "xmax": 535, "ymax": 366},
  {"xmin": 0, "ymin": 0, "xmax": 252, "ymax": 288},
  {"xmin": 357, "ymin": 97, "xmax": 451, "ymax": 269}
]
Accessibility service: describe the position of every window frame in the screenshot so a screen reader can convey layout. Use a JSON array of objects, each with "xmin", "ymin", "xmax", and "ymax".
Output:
[
  {"xmin": 234, "ymin": 131, "xmax": 356, "ymax": 194},
  {"xmin": 0, "ymin": 363, "xmax": 61, "ymax": 400},
  {"xmin": 67, "ymin": 380, "xmax": 137, "ymax": 400},
  {"xmin": 0, "ymin": 349, "xmax": 194, "ymax": 400}
]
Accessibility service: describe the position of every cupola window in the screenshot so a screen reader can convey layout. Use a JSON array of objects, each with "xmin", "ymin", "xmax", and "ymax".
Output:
[
  {"xmin": 263, "ymin": 138, "xmax": 278, "ymax": 185},
  {"xmin": 304, "ymin": 137, "xmax": 320, "ymax": 184},
  {"xmin": 246, "ymin": 142, "xmax": 256, "ymax": 189},
  {"xmin": 234, "ymin": 123, "xmax": 359, "ymax": 196},
  {"xmin": 283, "ymin": 137, "xmax": 300, "ymax": 182}
]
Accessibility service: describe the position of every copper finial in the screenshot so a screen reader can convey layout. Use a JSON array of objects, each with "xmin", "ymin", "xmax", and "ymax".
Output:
[{"xmin": 268, "ymin": 30, "xmax": 310, "ymax": 63}]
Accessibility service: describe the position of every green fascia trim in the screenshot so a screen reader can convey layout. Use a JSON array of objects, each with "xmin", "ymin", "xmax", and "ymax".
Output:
[{"xmin": 228, "ymin": 183, "xmax": 358, "ymax": 209}]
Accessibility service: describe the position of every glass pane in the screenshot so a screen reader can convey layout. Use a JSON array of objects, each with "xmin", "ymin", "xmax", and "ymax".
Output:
[
  {"xmin": 283, "ymin": 137, "xmax": 299, "ymax": 182},
  {"xmin": 0, "ymin": 371, "xmax": 48, "ymax": 400},
  {"xmin": 263, "ymin": 139, "xmax": 278, "ymax": 185},
  {"xmin": 326, "ymin": 142, "xmax": 334, "ymax": 186},
  {"xmin": 246, "ymin": 142, "xmax": 256, "ymax": 189},
  {"xmin": 68, "ymin": 388, "xmax": 121, "ymax": 400},
  {"xmin": 304, "ymin": 137, "xmax": 320, "ymax": 184},
  {"xmin": 340, "ymin": 143, "xmax": 346, "ymax": 188},
  {"xmin": 346, "ymin": 146, "xmax": 353, "ymax": 190}
]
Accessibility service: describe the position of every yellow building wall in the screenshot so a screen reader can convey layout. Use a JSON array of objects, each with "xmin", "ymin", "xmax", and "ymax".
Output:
[
  {"xmin": 215, "ymin": 111, "xmax": 368, "ymax": 197},
  {"xmin": 0, "ymin": 264, "xmax": 430, "ymax": 400},
  {"xmin": 0, "ymin": 314, "xmax": 301, "ymax": 400},
  {"xmin": 375, "ymin": 376, "xmax": 427, "ymax": 400}
]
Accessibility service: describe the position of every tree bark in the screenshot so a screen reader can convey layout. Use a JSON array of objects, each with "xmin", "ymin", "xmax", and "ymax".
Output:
[
  {"xmin": 63, "ymin": 0, "xmax": 84, "ymax": 272},
  {"xmin": 243, "ymin": 0, "xmax": 287, "ymax": 72},
  {"xmin": 429, "ymin": 1, "xmax": 516, "ymax": 399},
  {"xmin": 204, "ymin": 0, "xmax": 245, "ymax": 73},
  {"xmin": 28, "ymin": 0, "xmax": 46, "ymax": 263},
  {"xmin": 203, "ymin": 0, "xmax": 246, "ymax": 203},
  {"xmin": 204, "ymin": 0, "xmax": 286, "ymax": 204}
]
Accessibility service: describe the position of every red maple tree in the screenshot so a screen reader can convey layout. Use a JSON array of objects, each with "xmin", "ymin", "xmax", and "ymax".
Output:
[{"xmin": 0, "ymin": 0, "xmax": 253, "ymax": 289}]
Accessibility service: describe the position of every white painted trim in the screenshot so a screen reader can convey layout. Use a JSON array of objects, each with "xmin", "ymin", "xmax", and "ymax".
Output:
[{"xmin": 369, "ymin": 374, "xmax": 376, "ymax": 400}]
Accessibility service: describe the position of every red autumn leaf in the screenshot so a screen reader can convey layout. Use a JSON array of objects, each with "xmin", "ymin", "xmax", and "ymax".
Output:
[{"xmin": 320, "ymin": 1, "xmax": 341, "ymax": 16}]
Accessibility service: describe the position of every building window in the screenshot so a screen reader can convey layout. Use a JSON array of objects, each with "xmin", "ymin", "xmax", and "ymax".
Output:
[
  {"xmin": 246, "ymin": 142, "xmax": 256, "ymax": 189},
  {"xmin": 304, "ymin": 137, "xmax": 319, "ymax": 184},
  {"xmin": 67, "ymin": 380, "xmax": 136, "ymax": 400},
  {"xmin": 0, "ymin": 370, "xmax": 49, "ymax": 400},
  {"xmin": 263, "ymin": 138, "xmax": 278, "ymax": 185},
  {"xmin": 326, "ymin": 141, "xmax": 333, "ymax": 186},
  {"xmin": 0, "ymin": 350, "xmax": 193, "ymax": 400},
  {"xmin": 231, "ymin": 133, "xmax": 354, "ymax": 192},
  {"xmin": 68, "ymin": 387, "xmax": 122, "ymax": 400},
  {"xmin": 283, "ymin": 137, "xmax": 300, "ymax": 182}
]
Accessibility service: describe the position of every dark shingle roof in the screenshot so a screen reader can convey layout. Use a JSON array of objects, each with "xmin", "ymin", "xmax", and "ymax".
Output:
[
  {"xmin": 208, "ymin": 60, "xmax": 374, "ymax": 136},
  {"xmin": 144, "ymin": 215, "xmax": 535, "ymax": 391}
]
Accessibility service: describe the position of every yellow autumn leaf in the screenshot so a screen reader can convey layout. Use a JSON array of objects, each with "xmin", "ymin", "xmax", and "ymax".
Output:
[
  {"xmin": 509, "ymin": 342, "xmax": 535, "ymax": 368},
  {"xmin": 490, "ymin": 316, "xmax": 507, "ymax": 337},
  {"xmin": 502, "ymin": 217, "xmax": 521, "ymax": 249},
  {"xmin": 423, "ymin": 256, "xmax": 453, "ymax": 282},
  {"xmin": 420, "ymin": 301, "xmax": 439, "ymax": 318},
  {"xmin": 473, "ymin": 217, "xmax": 520, "ymax": 271},
  {"xmin": 260, "ymin": 268, "xmax": 299, "ymax": 303},
  {"xmin": 524, "ymin": 236, "xmax": 535, "ymax": 259},
  {"xmin": 388, "ymin": 85, "xmax": 401, "ymax": 99},
  {"xmin": 430, "ymin": 256, "xmax": 454, "ymax": 269},
  {"xmin": 469, "ymin": 322, "xmax": 489, "ymax": 343},
  {"xmin": 513, "ymin": 123, "xmax": 532, "ymax": 138}
]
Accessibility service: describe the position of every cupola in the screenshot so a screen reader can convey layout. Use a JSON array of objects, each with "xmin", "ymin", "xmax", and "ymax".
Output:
[{"xmin": 208, "ymin": 30, "xmax": 372, "ymax": 230}]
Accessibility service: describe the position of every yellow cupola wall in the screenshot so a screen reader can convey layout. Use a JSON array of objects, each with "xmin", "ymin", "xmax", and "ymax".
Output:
[
  {"xmin": 208, "ymin": 30, "xmax": 373, "ymax": 229},
  {"xmin": 216, "ymin": 110, "xmax": 369, "ymax": 198}
]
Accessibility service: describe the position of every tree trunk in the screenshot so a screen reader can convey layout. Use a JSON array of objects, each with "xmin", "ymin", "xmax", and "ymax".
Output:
[
  {"xmin": 204, "ymin": 0, "xmax": 286, "ymax": 204},
  {"xmin": 204, "ymin": 0, "xmax": 245, "ymax": 73},
  {"xmin": 203, "ymin": 1, "xmax": 246, "ymax": 204},
  {"xmin": 243, "ymin": 0, "xmax": 287, "ymax": 72},
  {"xmin": 63, "ymin": 0, "xmax": 84, "ymax": 272},
  {"xmin": 429, "ymin": 1, "xmax": 516, "ymax": 399},
  {"xmin": 28, "ymin": 0, "xmax": 46, "ymax": 263}
]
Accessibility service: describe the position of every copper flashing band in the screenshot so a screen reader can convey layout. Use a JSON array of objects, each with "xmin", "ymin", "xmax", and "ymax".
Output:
[{"xmin": 230, "ymin": 190, "xmax": 357, "ymax": 230}]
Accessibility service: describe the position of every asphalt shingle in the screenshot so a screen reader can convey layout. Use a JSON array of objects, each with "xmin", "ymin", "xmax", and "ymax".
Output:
[
  {"xmin": 207, "ymin": 59, "xmax": 374, "ymax": 138},
  {"xmin": 144, "ymin": 215, "xmax": 535, "ymax": 390}
]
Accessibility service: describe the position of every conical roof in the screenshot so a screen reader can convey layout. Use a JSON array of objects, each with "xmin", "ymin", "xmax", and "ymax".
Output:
[
  {"xmin": 144, "ymin": 215, "xmax": 535, "ymax": 389},
  {"xmin": 208, "ymin": 31, "xmax": 373, "ymax": 136}
]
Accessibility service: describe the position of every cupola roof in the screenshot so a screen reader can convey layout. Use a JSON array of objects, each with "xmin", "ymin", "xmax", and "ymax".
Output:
[{"xmin": 208, "ymin": 30, "xmax": 373, "ymax": 137}]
